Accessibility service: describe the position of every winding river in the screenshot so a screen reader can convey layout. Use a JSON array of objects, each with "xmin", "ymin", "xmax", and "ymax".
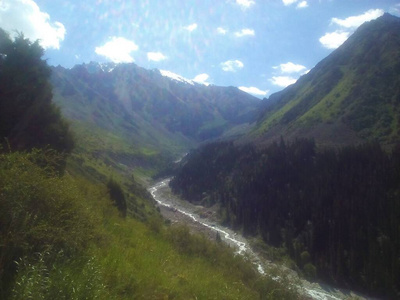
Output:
[{"xmin": 149, "ymin": 179, "xmax": 372, "ymax": 300}]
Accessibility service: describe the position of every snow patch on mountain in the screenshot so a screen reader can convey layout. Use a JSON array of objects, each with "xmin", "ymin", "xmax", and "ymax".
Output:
[{"xmin": 159, "ymin": 69, "xmax": 195, "ymax": 85}]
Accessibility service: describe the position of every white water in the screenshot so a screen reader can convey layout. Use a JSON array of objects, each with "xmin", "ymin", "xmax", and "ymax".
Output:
[
  {"xmin": 149, "ymin": 179, "xmax": 371, "ymax": 300},
  {"xmin": 149, "ymin": 179, "xmax": 263, "ymax": 271}
]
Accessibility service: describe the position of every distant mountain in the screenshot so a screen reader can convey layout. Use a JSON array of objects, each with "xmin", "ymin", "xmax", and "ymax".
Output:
[
  {"xmin": 51, "ymin": 62, "xmax": 260, "ymax": 173},
  {"xmin": 254, "ymin": 13, "xmax": 400, "ymax": 149}
]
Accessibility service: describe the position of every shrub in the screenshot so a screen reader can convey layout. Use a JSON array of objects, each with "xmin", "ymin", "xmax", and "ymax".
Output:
[{"xmin": 0, "ymin": 150, "xmax": 97, "ymax": 296}]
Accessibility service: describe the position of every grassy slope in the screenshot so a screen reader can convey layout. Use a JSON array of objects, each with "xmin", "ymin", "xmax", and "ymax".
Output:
[
  {"xmin": 1, "ymin": 150, "xmax": 299, "ymax": 300},
  {"xmin": 253, "ymin": 14, "xmax": 400, "ymax": 149}
]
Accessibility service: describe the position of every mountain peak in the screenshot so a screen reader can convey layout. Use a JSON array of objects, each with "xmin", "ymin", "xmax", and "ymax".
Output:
[{"xmin": 255, "ymin": 13, "xmax": 400, "ymax": 148}]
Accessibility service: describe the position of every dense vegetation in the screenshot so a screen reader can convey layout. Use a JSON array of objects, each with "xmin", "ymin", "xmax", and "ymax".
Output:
[
  {"xmin": 0, "ymin": 30, "xmax": 299, "ymax": 299},
  {"xmin": 0, "ymin": 30, "xmax": 74, "ymax": 160},
  {"xmin": 171, "ymin": 139, "xmax": 400, "ymax": 298},
  {"xmin": 1, "ymin": 150, "xmax": 302, "ymax": 299}
]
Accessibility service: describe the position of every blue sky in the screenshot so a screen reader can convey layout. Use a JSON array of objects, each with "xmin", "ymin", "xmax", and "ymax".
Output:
[{"xmin": 1, "ymin": 0, "xmax": 399, "ymax": 97}]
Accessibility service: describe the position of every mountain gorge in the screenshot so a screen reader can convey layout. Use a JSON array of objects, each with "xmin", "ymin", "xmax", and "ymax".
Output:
[
  {"xmin": 254, "ymin": 13, "xmax": 400, "ymax": 149},
  {"xmin": 51, "ymin": 62, "xmax": 260, "ymax": 176},
  {"xmin": 1, "ymin": 28, "xmax": 296, "ymax": 300},
  {"xmin": 2, "ymin": 9, "xmax": 400, "ymax": 300}
]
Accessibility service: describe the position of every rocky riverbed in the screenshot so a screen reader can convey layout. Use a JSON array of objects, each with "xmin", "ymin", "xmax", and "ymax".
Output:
[{"xmin": 149, "ymin": 179, "xmax": 376, "ymax": 300}]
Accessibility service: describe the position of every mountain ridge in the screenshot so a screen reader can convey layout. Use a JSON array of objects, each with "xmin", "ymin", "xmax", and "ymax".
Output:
[
  {"xmin": 253, "ymin": 13, "xmax": 400, "ymax": 149},
  {"xmin": 51, "ymin": 61, "xmax": 260, "ymax": 176}
]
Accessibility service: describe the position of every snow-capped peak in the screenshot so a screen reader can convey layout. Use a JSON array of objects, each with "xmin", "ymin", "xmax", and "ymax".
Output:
[{"xmin": 159, "ymin": 69, "xmax": 195, "ymax": 85}]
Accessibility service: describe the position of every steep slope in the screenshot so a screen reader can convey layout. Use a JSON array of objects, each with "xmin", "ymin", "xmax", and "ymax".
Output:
[
  {"xmin": 170, "ymin": 14, "xmax": 400, "ymax": 298},
  {"xmin": 51, "ymin": 62, "xmax": 260, "ymax": 176},
  {"xmin": 255, "ymin": 13, "xmax": 400, "ymax": 148}
]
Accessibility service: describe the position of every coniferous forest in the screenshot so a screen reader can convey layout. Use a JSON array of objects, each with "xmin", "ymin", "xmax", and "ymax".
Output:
[{"xmin": 171, "ymin": 139, "xmax": 400, "ymax": 298}]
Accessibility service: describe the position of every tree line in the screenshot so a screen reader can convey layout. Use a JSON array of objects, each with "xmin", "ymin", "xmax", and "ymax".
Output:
[{"xmin": 171, "ymin": 138, "xmax": 400, "ymax": 298}]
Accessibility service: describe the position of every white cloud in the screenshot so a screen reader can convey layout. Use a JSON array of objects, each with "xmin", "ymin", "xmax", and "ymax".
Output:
[
  {"xmin": 297, "ymin": 1, "xmax": 308, "ymax": 8},
  {"xmin": 147, "ymin": 52, "xmax": 167, "ymax": 62},
  {"xmin": 270, "ymin": 76, "xmax": 297, "ymax": 88},
  {"xmin": 193, "ymin": 73, "xmax": 210, "ymax": 85},
  {"xmin": 239, "ymin": 86, "xmax": 269, "ymax": 96},
  {"xmin": 320, "ymin": 9, "xmax": 384, "ymax": 50},
  {"xmin": 390, "ymin": 3, "xmax": 400, "ymax": 15},
  {"xmin": 221, "ymin": 60, "xmax": 244, "ymax": 72},
  {"xmin": 234, "ymin": 28, "xmax": 255, "ymax": 37},
  {"xmin": 95, "ymin": 37, "xmax": 138, "ymax": 63},
  {"xmin": 331, "ymin": 9, "xmax": 384, "ymax": 28},
  {"xmin": 274, "ymin": 62, "xmax": 306, "ymax": 74},
  {"xmin": 319, "ymin": 30, "xmax": 350, "ymax": 49},
  {"xmin": 184, "ymin": 23, "xmax": 198, "ymax": 32},
  {"xmin": 236, "ymin": 0, "xmax": 255, "ymax": 9},
  {"xmin": 0, "ymin": 0, "xmax": 65, "ymax": 49},
  {"xmin": 282, "ymin": 0, "xmax": 298, "ymax": 6},
  {"xmin": 217, "ymin": 27, "xmax": 227, "ymax": 35}
]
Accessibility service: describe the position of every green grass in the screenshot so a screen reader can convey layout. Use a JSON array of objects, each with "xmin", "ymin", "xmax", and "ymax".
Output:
[
  {"xmin": 1, "ymin": 150, "xmax": 300, "ymax": 299},
  {"xmin": 297, "ymin": 68, "xmax": 354, "ymax": 125}
]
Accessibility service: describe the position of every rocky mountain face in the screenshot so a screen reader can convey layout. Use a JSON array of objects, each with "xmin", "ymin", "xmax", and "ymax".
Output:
[
  {"xmin": 254, "ymin": 13, "xmax": 400, "ymax": 149},
  {"xmin": 51, "ymin": 62, "xmax": 260, "ymax": 171}
]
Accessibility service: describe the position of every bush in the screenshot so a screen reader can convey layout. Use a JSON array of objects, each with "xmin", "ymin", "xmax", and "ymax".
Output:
[
  {"xmin": 107, "ymin": 179, "xmax": 127, "ymax": 217},
  {"xmin": 0, "ymin": 150, "xmax": 97, "ymax": 296}
]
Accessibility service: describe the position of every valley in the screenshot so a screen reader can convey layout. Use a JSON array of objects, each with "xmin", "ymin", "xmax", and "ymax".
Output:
[
  {"xmin": 150, "ymin": 178, "xmax": 371, "ymax": 300},
  {"xmin": 1, "ymin": 9, "xmax": 400, "ymax": 300}
]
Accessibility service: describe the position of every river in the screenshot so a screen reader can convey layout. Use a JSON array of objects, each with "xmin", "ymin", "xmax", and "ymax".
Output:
[{"xmin": 149, "ymin": 178, "xmax": 375, "ymax": 300}]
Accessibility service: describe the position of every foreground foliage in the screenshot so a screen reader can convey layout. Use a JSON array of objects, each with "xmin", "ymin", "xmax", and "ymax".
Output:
[
  {"xmin": 171, "ymin": 139, "xmax": 400, "ymax": 298},
  {"xmin": 0, "ymin": 29, "xmax": 74, "ymax": 173}
]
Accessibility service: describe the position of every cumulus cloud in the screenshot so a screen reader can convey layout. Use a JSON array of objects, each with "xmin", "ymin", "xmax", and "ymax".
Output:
[
  {"xmin": 270, "ymin": 76, "xmax": 297, "ymax": 88},
  {"xmin": 221, "ymin": 60, "xmax": 244, "ymax": 72},
  {"xmin": 320, "ymin": 9, "xmax": 384, "ymax": 49},
  {"xmin": 184, "ymin": 23, "xmax": 198, "ymax": 32},
  {"xmin": 282, "ymin": 0, "xmax": 298, "ymax": 5},
  {"xmin": 239, "ymin": 86, "xmax": 269, "ymax": 96},
  {"xmin": 234, "ymin": 28, "xmax": 255, "ymax": 37},
  {"xmin": 95, "ymin": 37, "xmax": 138, "ymax": 63},
  {"xmin": 0, "ymin": 0, "xmax": 65, "ymax": 49},
  {"xmin": 297, "ymin": 1, "xmax": 308, "ymax": 8},
  {"xmin": 236, "ymin": 0, "xmax": 255, "ymax": 9},
  {"xmin": 147, "ymin": 52, "xmax": 167, "ymax": 62},
  {"xmin": 282, "ymin": 0, "xmax": 308, "ymax": 8},
  {"xmin": 319, "ymin": 31, "xmax": 350, "ymax": 49},
  {"xmin": 193, "ymin": 73, "xmax": 210, "ymax": 85},
  {"xmin": 331, "ymin": 9, "xmax": 384, "ymax": 28},
  {"xmin": 217, "ymin": 27, "xmax": 227, "ymax": 35},
  {"xmin": 274, "ymin": 62, "xmax": 306, "ymax": 74}
]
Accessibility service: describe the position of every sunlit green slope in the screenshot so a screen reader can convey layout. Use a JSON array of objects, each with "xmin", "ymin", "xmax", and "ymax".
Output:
[{"xmin": 254, "ymin": 13, "xmax": 400, "ymax": 148}]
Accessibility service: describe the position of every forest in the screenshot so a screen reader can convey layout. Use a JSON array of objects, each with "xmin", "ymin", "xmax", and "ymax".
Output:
[{"xmin": 171, "ymin": 138, "xmax": 400, "ymax": 298}]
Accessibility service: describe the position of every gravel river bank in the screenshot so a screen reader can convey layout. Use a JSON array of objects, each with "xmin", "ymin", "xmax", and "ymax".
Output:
[{"xmin": 149, "ymin": 179, "xmax": 376, "ymax": 300}]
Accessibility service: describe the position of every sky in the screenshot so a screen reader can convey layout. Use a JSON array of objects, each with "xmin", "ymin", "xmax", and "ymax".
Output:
[{"xmin": 1, "ymin": 0, "xmax": 400, "ymax": 98}]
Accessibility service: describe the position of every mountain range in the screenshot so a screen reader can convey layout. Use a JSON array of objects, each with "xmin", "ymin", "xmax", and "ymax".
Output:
[{"xmin": 51, "ymin": 62, "xmax": 260, "ymax": 175}]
